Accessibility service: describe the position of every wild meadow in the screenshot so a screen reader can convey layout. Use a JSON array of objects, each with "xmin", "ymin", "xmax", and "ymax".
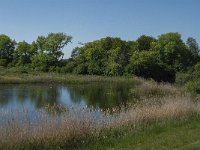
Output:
[
  {"xmin": 0, "ymin": 32, "xmax": 200, "ymax": 149},
  {"xmin": 1, "ymin": 0, "xmax": 200, "ymax": 148},
  {"xmin": 0, "ymin": 75, "xmax": 200, "ymax": 150}
]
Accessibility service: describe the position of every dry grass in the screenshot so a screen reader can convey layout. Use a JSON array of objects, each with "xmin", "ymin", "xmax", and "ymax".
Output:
[
  {"xmin": 130, "ymin": 80, "xmax": 180, "ymax": 99},
  {"xmin": 0, "ymin": 94, "xmax": 199, "ymax": 149},
  {"xmin": 0, "ymin": 76, "xmax": 199, "ymax": 149},
  {"xmin": 115, "ymin": 96, "xmax": 197, "ymax": 127}
]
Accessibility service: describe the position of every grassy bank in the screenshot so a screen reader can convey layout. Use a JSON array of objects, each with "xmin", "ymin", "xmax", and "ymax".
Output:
[
  {"xmin": 2, "ymin": 115, "xmax": 199, "ymax": 150},
  {"xmin": 0, "ymin": 72, "xmax": 141, "ymax": 84},
  {"xmin": 81, "ymin": 115, "xmax": 200, "ymax": 150}
]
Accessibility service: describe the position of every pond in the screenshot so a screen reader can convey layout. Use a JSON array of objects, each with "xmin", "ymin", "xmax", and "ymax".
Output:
[
  {"xmin": 0, "ymin": 83, "xmax": 136, "ymax": 113},
  {"xmin": 0, "ymin": 83, "xmax": 138, "ymax": 126}
]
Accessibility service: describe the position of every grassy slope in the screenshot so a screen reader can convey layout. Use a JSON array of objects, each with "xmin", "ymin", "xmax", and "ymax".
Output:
[{"xmin": 81, "ymin": 117, "xmax": 200, "ymax": 150}]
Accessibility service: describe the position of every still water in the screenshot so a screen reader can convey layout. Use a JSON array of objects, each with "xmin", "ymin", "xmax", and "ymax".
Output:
[{"xmin": 0, "ymin": 83, "xmax": 135, "ymax": 112}]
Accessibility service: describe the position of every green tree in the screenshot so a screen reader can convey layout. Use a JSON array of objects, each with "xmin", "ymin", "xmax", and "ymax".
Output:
[
  {"xmin": 71, "ymin": 47, "xmax": 80, "ymax": 59},
  {"xmin": 127, "ymin": 51, "xmax": 175, "ymax": 82},
  {"xmin": 186, "ymin": 37, "xmax": 199, "ymax": 54},
  {"xmin": 31, "ymin": 54, "xmax": 50, "ymax": 71},
  {"xmin": 44, "ymin": 33, "xmax": 72, "ymax": 61},
  {"xmin": 32, "ymin": 33, "xmax": 72, "ymax": 71},
  {"xmin": 185, "ymin": 37, "xmax": 200, "ymax": 68},
  {"xmin": 151, "ymin": 32, "xmax": 190, "ymax": 71},
  {"xmin": 136, "ymin": 35, "xmax": 156, "ymax": 51},
  {"xmin": 0, "ymin": 34, "xmax": 16, "ymax": 66},
  {"xmin": 71, "ymin": 37, "xmax": 131, "ymax": 76},
  {"xmin": 13, "ymin": 41, "xmax": 37, "ymax": 66},
  {"xmin": 69, "ymin": 47, "xmax": 88, "ymax": 74}
]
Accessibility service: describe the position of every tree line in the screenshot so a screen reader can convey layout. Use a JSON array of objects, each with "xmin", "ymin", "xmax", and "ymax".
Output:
[
  {"xmin": 0, "ymin": 33, "xmax": 72, "ymax": 71},
  {"xmin": 0, "ymin": 32, "xmax": 199, "ymax": 83}
]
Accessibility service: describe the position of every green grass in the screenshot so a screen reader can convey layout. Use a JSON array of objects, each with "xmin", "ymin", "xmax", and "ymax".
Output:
[
  {"xmin": 80, "ymin": 116, "xmax": 200, "ymax": 150},
  {"xmin": 2, "ymin": 115, "xmax": 199, "ymax": 150},
  {"xmin": 0, "ymin": 71, "xmax": 199, "ymax": 150},
  {"xmin": 0, "ymin": 72, "xmax": 141, "ymax": 84}
]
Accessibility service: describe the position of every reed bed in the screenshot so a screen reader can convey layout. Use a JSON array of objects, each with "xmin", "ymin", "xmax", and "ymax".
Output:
[
  {"xmin": 0, "ymin": 75, "xmax": 198, "ymax": 149},
  {"xmin": 0, "ymin": 94, "xmax": 199, "ymax": 149}
]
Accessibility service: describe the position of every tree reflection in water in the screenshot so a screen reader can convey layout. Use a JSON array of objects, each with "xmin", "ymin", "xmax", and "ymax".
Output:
[{"xmin": 0, "ymin": 83, "xmax": 135, "ymax": 112}]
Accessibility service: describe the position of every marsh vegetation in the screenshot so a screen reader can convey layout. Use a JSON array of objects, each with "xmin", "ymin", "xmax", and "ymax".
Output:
[
  {"xmin": 0, "ymin": 75, "xmax": 199, "ymax": 149},
  {"xmin": 1, "ymin": 32, "xmax": 200, "ymax": 149}
]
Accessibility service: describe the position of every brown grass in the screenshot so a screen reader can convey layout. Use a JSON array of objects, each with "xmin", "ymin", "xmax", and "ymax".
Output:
[{"xmin": 0, "ymin": 94, "xmax": 199, "ymax": 148}]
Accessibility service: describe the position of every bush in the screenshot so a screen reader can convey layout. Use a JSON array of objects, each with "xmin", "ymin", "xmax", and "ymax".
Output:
[
  {"xmin": 127, "ymin": 51, "xmax": 175, "ymax": 82},
  {"xmin": 185, "ymin": 81, "xmax": 200, "ymax": 95},
  {"xmin": 1, "ymin": 66, "xmax": 31, "ymax": 74},
  {"xmin": 0, "ymin": 59, "xmax": 7, "ymax": 67},
  {"xmin": 73, "ymin": 64, "xmax": 88, "ymax": 74},
  {"xmin": 175, "ymin": 72, "xmax": 194, "ymax": 85},
  {"xmin": 61, "ymin": 61, "xmax": 76, "ymax": 73}
]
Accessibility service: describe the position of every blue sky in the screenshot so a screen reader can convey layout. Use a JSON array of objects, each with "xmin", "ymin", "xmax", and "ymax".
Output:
[{"xmin": 0, "ymin": 0, "xmax": 199, "ymax": 58}]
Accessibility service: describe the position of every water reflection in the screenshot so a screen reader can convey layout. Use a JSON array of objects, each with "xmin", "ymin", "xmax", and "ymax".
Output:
[
  {"xmin": 0, "ymin": 85, "xmax": 61, "ymax": 108},
  {"xmin": 66, "ymin": 83, "xmax": 133, "ymax": 109},
  {"xmin": 0, "ymin": 83, "xmax": 135, "ymax": 112}
]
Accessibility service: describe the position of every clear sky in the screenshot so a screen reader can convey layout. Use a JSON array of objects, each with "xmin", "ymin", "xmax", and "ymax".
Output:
[{"xmin": 0, "ymin": 0, "xmax": 199, "ymax": 58}]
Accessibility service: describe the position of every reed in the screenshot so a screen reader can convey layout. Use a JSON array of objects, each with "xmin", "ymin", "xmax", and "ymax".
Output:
[
  {"xmin": 0, "ymin": 74, "xmax": 198, "ymax": 149},
  {"xmin": 0, "ymin": 94, "xmax": 199, "ymax": 149}
]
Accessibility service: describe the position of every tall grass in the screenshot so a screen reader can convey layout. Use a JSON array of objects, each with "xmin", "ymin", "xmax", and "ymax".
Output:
[
  {"xmin": 0, "ymin": 94, "xmax": 199, "ymax": 149},
  {"xmin": 0, "ymin": 74, "xmax": 199, "ymax": 149}
]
